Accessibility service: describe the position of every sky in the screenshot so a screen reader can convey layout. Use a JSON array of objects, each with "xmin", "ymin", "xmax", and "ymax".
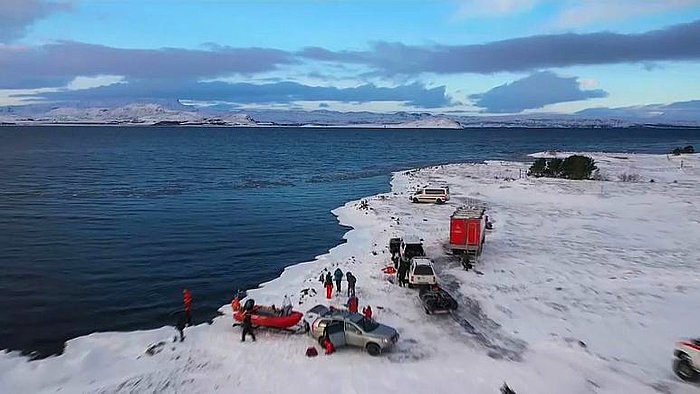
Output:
[{"xmin": 1, "ymin": 0, "xmax": 700, "ymax": 116}]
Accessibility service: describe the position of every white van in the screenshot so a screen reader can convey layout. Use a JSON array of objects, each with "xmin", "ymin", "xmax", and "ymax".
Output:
[
  {"xmin": 410, "ymin": 186, "xmax": 450, "ymax": 204},
  {"xmin": 408, "ymin": 257, "xmax": 437, "ymax": 287}
]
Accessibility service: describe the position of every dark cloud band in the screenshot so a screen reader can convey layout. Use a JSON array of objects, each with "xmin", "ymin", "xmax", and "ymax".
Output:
[
  {"xmin": 300, "ymin": 19, "xmax": 700, "ymax": 74},
  {"xmin": 470, "ymin": 71, "xmax": 608, "ymax": 113},
  {"xmin": 18, "ymin": 80, "xmax": 452, "ymax": 108}
]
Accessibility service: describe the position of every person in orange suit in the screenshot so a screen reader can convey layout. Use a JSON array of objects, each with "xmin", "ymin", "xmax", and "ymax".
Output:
[
  {"xmin": 362, "ymin": 305, "xmax": 372, "ymax": 320},
  {"xmin": 324, "ymin": 272, "xmax": 333, "ymax": 299},
  {"xmin": 183, "ymin": 289, "xmax": 193, "ymax": 326}
]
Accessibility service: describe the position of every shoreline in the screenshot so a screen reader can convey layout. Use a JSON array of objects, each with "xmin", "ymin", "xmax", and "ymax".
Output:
[
  {"xmin": 2, "ymin": 152, "xmax": 699, "ymax": 393},
  {"xmin": 3, "ymin": 123, "xmax": 700, "ymax": 130}
]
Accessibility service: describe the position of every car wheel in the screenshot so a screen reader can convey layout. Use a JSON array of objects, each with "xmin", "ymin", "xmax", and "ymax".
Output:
[
  {"xmin": 412, "ymin": 198, "xmax": 419, "ymax": 203},
  {"xmin": 366, "ymin": 343, "xmax": 381, "ymax": 356},
  {"xmin": 674, "ymin": 357, "xmax": 698, "ymax": 381},
  {"xmin": 435, "ymin": 199, "xmax": 444, "ymax": 204}
]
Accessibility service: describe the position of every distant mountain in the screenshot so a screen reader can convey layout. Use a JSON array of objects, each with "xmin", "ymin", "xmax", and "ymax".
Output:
[
  {"xmin": 576, "ymin": 100, "xmax": 700, "ymax": 125},
  {"xmin": 1, "ymin": 102, "xmax": 698, "ymax": 128}
]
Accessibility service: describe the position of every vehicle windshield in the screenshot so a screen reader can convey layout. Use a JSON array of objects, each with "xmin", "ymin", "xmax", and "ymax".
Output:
[
  {"xmin": 404, "ymin": 244, "xmax": 424, "ymax": 256},
  {"xmin": 349, "ymin": 314, "xmax": 379, "ymax": 331},
  {"xmin": 414, "ymin": 265, "xmax": 434, "ymax": 275}
]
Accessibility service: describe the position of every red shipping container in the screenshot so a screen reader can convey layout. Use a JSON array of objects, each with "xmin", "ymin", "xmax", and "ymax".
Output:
[{"xmin": 450, "ymin": 207, "xmax": 486, "ymax": 254}]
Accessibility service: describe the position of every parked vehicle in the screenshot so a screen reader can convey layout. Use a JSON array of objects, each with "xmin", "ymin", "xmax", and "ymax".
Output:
[
  {"xmin": 304, "ymin": 305, "xmax": 399, "ymax": 356},
  {"xmin": 399, "ymin": 237, "xmax": 425, "ymax": 264},
  {"xmin": 419, "ymin": 285, "xmax": 458, "ymax": 314},
  {"xmin": 450, "ymin": 206, "xmax": 487, "ymax": 256},
  {"xmin": 408, "ymin": 257, "xmax": 437, "ymax": 287},
  {"xmin": 410, "ymin": 186, "xmax": 450, "ymax": 204},
  {"xmin": 389, "ymin": 237, "xmax": 401, "ymax": 256},
  {"xmin": 674, "ymin": 339, "xmax": 700, "ymax": 381}
]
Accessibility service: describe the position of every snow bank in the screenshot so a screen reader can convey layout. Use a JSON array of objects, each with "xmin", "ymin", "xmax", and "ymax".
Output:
[{"xmin": 1, "ymin": 153, "xmax": 699, "ymax": 394}]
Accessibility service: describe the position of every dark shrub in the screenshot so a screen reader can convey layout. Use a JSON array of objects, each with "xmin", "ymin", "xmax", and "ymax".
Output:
[
  {"xmin": 547, "ymin": 158, "xmax": 563, "ymax": 177},
  {"xmin": 671, "ymin": 145, "xmax": 695, "ymax": 155},
  {"xmin": 528, "ymin": 155, "xmax": 597, "ymax": 180},
  {"xmin": 528, "ymin": 158, "xmax": 547, "ymax": 177},
  {"xmin": 561, "ymin": 155, "xmax": 597, "ymax": 180}
]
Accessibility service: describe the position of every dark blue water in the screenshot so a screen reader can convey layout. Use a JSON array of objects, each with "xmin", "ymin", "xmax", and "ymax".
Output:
[{"xmin": 0, "ymin": 126, "xmax": 697, "ymax": 357}]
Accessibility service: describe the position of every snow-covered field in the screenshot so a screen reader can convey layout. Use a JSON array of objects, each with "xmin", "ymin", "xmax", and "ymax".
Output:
[{"xmin": 1, "ymin": 152, "xmax": 699, "ymax": 394}]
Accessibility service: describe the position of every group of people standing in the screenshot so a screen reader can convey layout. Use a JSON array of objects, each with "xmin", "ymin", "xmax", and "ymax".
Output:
[{"xmin": 320, "ymin": 267, "xmax": 356, "ymax": 299}]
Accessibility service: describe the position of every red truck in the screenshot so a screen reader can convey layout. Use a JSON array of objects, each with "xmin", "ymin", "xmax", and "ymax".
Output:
[{"xmin": 449, "ymin": 207, "xmax": 486, "ymax": 256}]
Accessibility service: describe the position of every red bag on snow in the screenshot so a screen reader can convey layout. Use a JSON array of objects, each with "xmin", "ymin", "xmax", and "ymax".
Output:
[{"xmin": 305, "ymin": 347, "xmax": 318, "ymax": 357}]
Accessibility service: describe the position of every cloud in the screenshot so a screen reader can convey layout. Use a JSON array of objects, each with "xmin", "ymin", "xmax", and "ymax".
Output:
[
  {"xmin": 452, "ymin": 0, "xmax": 700, "ymax": 26},
  {"xmin": 454, "ymin": 0, "xmax": 539, "ymax": 18},
  {"xmin": 0, "ymin": 0, "xmax": 71, "ymax": 42},
  {"xmin": 0, "ymin": 41, "xmax": 296, "ymax": 89},
  {"xmin": 300, "ymin": 19, "xmax": 700, "ymax": 75},
  {"xmin": 469, "ymin": 71, "xmax": 608, "ymax": 113},
  {"xmin": 20, "ymin": 80, "xmax": 452, "ymax": 108},
  {"xmin": 555, "ymin": 0, "xmax": 700, "ymax": 28}
]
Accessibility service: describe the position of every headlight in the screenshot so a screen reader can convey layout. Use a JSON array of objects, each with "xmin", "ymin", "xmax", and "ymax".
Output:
[{"xmin": 383, "ymin": 338, "xmax": 390, "ymax": 343}]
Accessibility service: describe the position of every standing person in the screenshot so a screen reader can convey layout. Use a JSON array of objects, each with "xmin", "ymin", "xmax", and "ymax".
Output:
[
  {"xmin": 323, "ymin": 335, "xmax": 335, "ymax": 355},
  {"xmin": 346, "ymin": 272, "xmax": 357, "ymax": 297},
  {"xmin": 282, "ymin": 295, "xmax": 292, "ymax": 316},
  {"xmin": 346, "ymin": 295, "xmax": 358, "ymax": 313},
  {"xmin": 183, "ymin": 289, "xmax": 193, "ymax": 326},
  {"xmin": 362, "ymin": 305, "xmax": 373, "ymax": 320},
  {"xmin": 397, "ymin": 260, "xmax": 407, "ymax": 287},
  {"xmin": 241, "ymin": 309, "xmax": 256, "ymax": 342},
  {"xmin": 333, "ymin": 268, "xmax": 344, "ymax": 294},
  {"xmin": 324, "ymin": 272, "xmax": 333, "ymax": 299},
  {"xmin": 175, "ymin": 311, "xmax": 187, "ymax": 342}
]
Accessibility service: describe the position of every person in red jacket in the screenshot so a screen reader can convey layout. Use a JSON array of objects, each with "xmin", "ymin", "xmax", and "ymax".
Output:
[
  {"xmin": 362, "ymin": 305, "xmax": 372, "ymax": 320},
  {"xmin": 346, "ymin": 296, "xmax": 358, "ymax": 314},
  {"xmin": 183, "ymin": 288, "xmax": 193, "ymax": 326},
  {"xmin": 323, "ymin": 336, "xmax": 335, "ymax": 355}
]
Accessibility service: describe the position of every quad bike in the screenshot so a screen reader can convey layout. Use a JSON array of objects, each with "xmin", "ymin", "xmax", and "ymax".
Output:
[{"xmin": 673, "ymin": 339, "xmax": 700, "ymax": 381}]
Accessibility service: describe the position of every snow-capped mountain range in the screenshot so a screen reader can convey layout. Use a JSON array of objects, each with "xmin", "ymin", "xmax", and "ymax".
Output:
[{"xmin": 1, "ymin": 102, "xmax": 698, "ymax": 128}]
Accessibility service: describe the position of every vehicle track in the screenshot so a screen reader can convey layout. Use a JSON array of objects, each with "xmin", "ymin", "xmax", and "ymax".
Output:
[{"xmin": 433, "ymin": 256, "xmax": 527, "ymax": 361}]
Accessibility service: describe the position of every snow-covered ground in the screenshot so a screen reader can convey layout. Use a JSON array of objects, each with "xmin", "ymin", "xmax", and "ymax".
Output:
[{"xmin": 1, "ymin": 152, "xmax": 699, "ymax": 393}]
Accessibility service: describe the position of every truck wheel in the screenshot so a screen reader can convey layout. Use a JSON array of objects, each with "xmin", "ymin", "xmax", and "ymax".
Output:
[
  {"xmin": 674, "ymin": 357, "xmax": 698, "ymax": 381},
  {"xmin": 366, "ymin": 343, "xmax": 381, "ymax": 356}
]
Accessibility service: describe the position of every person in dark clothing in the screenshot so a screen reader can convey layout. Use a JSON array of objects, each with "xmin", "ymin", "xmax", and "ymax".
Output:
[
  {"xmin": 241, "ymin": 310, "xmax": 256, "ymax": 342},
  {"xmin": 175, "ymin": 311, "xmax": 187, "ymax": 342},
  {"xmin": 346, "ymin": 272, "xmax": 357, "ymax": 297},
  {"xmin": 333, "ymin": 268, "xmax": 343, "ymax": 293},
  {"xmin": 397, "ymin": 260, "xmax": 408, "ymax": 287}
]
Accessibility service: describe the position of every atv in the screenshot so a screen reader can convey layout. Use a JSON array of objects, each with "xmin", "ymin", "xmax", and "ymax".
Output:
[{"xmin": 673, "ymin": 339, "xmax": 700, "ymax": 381}]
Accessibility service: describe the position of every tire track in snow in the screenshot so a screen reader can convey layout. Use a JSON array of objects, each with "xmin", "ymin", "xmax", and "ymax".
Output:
[{"xmin": 432, "ymin": 256, "xmax": 527, "ymax": 361}]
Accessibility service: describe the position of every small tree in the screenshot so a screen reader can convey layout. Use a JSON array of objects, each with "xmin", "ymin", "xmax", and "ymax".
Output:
[
  {"xmin": 547, "ymin": 158, "xmax": 564, "ymax": 177},
  {"xmin": 561, "ymin": 155, "xmax": 597, "ymax": 180},
  {"xmin": 528, "ymin": 158, "xmax": 547, "ymax": 177}
]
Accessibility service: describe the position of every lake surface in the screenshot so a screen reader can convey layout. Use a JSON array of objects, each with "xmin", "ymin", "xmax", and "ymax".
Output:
[{"xmin": 0, "ymin": 126, "xmax": 698, "ymax": 357}]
